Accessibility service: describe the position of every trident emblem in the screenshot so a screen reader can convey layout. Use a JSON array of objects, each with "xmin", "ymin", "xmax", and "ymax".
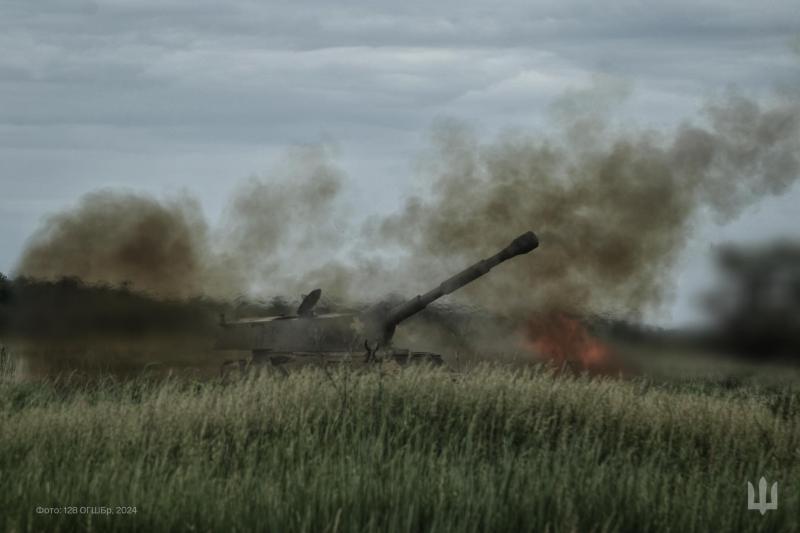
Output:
[{"xmin": 747, "ymin": 477, "xmax": 778, "ymax": 514}]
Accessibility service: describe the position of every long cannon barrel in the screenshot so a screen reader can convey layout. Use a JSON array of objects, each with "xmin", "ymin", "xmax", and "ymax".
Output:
[{"xmin": 383, "ymin": 231, "xmax": 539, "ymax": 329}]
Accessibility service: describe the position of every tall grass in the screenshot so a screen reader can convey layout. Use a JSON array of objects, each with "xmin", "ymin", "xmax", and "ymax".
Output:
[
  {"xmin": 1, "ymin": 364, "xmax": 798, "ymax": 532},
  {"xmin": 0, "ymin": 345, "xmax": 14, "ymax": 380}
]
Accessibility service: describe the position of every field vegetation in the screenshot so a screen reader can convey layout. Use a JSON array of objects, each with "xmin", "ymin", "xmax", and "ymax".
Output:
[{"xmin": 1, "ymin": 361, "xmax": 798, "ymax": 532}]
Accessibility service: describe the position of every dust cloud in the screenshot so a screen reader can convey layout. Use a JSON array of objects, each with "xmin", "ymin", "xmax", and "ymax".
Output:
[
  {"xmin": 371, "ymin": 89, "xmax": 800, "ymax": 319},
  {"xmin": 14, "ymin": 145, "xmax": 348, "ymax": 301},
  {"xmin": 10, "ymin": 85, "xmax": 800, "ymax": 325}
]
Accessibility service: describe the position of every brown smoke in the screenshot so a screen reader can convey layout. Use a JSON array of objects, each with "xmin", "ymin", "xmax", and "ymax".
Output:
[
  {"xmin": 370, "ymin": 90, "xmax": 800, "ymax": 319},
  {"xmin": 11, "ymin": 88, "xmax": 800, "ymax": 323},
  {"xmin": 214, "ymin": 144, "xmax": 348, "ymax": 297},
  {"xmin": 16, "ymin": 191, "xmax": 216, "ymax": 298},
  {"xmin": 14, "ymin": 145, "xmax": 347, "ymax": 300}
]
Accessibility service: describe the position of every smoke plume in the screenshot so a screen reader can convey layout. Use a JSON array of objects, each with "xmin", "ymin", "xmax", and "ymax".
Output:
[
  {"xmin": 15, "ymin": 145, "xmax": 348, "ymax": 301},
  {"xmin": 17, "ymin": 192, "xmax": 215, "ymax": 298},
  {"xmin": 11, "ymin": 87, "xmax": 800, "ymax": 323},
  {"xmin": 370, "ymin": 90, "xmax": 800, "ymax": 318}
]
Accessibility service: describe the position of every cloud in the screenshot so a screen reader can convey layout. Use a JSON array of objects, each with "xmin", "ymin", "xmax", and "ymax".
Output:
[{"xmin": 1, "ymin": 1, "xmax": 797, "ymax": 138}]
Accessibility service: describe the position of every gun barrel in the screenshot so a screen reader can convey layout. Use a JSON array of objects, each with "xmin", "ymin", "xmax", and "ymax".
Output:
[{"xmin": 384, "ymin": 231, "xmax": 539, "ymax": 328}]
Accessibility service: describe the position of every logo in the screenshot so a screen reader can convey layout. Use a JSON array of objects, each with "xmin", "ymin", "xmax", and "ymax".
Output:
[{"xmin": 747, "ymin": 477, "xmax": 778, "ymax": 515}]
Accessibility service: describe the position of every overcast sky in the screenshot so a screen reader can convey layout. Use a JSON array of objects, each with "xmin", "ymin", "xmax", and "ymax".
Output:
[{"xmin": 1, "ymin": 0, "xmax": 798, "ymax": 324}]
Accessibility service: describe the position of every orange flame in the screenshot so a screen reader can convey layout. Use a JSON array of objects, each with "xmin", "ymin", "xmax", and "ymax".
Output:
[{"xmin": 524, "ymin": 313, "xmax": 614, "ymax": 372}]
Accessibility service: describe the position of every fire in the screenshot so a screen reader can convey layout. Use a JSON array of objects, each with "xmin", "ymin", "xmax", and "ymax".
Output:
[{"xmin": 524, "ymin": 313, "xmax": 613, "ymax": 372}]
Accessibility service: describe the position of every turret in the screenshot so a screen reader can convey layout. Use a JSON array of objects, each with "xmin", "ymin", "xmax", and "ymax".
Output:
[{"xmin": 216, "ymin": 231, "xmax": 539, "ymax": 356}]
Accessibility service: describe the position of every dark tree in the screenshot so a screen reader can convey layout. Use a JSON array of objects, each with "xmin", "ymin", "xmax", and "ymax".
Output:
[
  {"xmin": 705, "ymin": 241, "xmax": 800, "ymax": 358},
  {"xmin": 0, "ymin": 272, "xmax": 9, "ymax": 303}
]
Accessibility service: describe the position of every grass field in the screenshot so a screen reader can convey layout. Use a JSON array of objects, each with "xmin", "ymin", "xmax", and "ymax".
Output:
[{"xmin": 1, "ymin": 361, "xmax": 798, "ymax": 532}]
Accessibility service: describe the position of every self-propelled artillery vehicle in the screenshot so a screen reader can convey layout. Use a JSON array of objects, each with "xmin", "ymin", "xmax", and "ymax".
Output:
[{"xmin": 217, "ymin": 231, "xmax": 539, "ymax": 371}]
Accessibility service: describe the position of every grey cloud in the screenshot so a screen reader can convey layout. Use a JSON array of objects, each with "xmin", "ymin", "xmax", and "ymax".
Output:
[{"xmin": 2, "ymin": 0, "xmax": 796, "ymax": 149}]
